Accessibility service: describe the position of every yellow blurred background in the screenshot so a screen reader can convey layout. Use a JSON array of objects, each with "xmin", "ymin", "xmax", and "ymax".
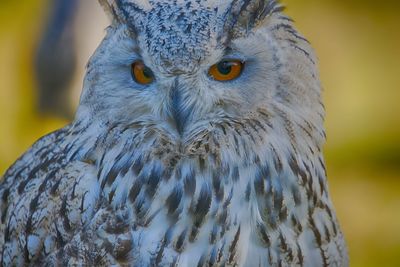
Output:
[{"xmin": 0, "ymin": 1, "xmax": 399, "ymax": 266}]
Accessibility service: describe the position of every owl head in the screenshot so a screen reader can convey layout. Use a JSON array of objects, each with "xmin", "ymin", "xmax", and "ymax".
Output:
[{"xmin": 77, "ymin": 0, "xmax": 324, "ymax": 150}]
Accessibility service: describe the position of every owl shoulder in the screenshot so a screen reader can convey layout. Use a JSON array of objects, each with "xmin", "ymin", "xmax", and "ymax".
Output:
[
  {"xmin": 0, "ymin": 125, "xmax": 103, "ymax": 264},
  {"xmin": 0, "ymin": 125, "xmax": 71, "ymax": 191}
]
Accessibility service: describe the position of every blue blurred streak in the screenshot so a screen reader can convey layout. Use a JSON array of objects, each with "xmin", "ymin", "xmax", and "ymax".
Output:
[{"xmin": 34, "ymin": 0, "xmax": 78, "ymax": 118}]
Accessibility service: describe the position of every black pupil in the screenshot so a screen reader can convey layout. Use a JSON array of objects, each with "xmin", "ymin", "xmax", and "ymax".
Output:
[
  {"xmin": 217, "ymin": 61, "xmax": 232, "ymax": 75},
  {"xmin": 142, "ymin": 67, "xmax": 153, "ymax": 79}
]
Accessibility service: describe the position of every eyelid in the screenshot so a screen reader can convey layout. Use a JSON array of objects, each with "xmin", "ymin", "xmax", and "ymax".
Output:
[
  {"xmin": 218, "ymin": 59, "xmax": 244, "ymax": 66},
  {"xmin": 220, "ymin": 52, "xmax": 246, "ymax": 63}
]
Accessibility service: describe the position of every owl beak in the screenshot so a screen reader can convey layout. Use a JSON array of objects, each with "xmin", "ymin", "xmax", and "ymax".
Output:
[{"xmin": 169, "ymin": 83, "xmax": 191, "ymax": 136}]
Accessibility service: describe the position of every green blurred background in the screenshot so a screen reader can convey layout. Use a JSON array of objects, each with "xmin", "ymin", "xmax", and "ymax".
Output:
[{"xmin": 0, "ymin": 1, "xmax": 399, "ymax": 266}]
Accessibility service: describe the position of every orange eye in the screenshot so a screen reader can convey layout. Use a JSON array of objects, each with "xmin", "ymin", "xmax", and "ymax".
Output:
[
  {"xmin": 208, "ymin": 60, "xmax": 244, "ymax": 82},
  {"xmin": 131, "ymin": 61, "xmax": 154, "ymax": 85}
]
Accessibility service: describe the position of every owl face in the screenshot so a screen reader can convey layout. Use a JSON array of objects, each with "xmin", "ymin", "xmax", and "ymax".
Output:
[{"xmin": 79, "ymin": 0, "xmax": 322, "ymax": 143}]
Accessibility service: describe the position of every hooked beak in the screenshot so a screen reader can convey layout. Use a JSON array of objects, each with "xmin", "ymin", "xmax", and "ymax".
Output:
[{"xmin": 169, "ymin": 81, "xmax": 193, "ymax": 135}]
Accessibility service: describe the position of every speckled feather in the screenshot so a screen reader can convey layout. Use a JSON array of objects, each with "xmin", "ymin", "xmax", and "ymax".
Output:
[{"xmin": 0, "ymin": 0, "xmax": 348, "ymax": 266}]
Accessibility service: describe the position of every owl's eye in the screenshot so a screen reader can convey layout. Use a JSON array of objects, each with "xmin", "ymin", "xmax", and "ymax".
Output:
[
  {"xmin": 131, "ymin": 61, "xmax": 154, "ymax": 85},
  {"xmin": 208, "ymin": 60, "xmax": 244, "ymax": 82}
]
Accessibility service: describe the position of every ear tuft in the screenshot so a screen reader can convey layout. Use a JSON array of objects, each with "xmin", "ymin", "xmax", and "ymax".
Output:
[
  {"xmin": 225, "ymin": 0, "xmax": 284, "ymax": 36},
  {"xmin": 98, "ymin": 0, "xmax": 119, "ymax": 23}
]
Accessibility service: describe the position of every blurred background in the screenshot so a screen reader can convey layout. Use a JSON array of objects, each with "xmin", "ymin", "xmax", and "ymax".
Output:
[{"xmin": 0, "ymin": 0, "xmax": 399, "ymax": 266}]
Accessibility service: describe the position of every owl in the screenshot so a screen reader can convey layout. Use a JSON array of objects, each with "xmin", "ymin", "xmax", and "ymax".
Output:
[{"xmin": 0, "ymin": 0, "xmax": 348, "ymax": 266}]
